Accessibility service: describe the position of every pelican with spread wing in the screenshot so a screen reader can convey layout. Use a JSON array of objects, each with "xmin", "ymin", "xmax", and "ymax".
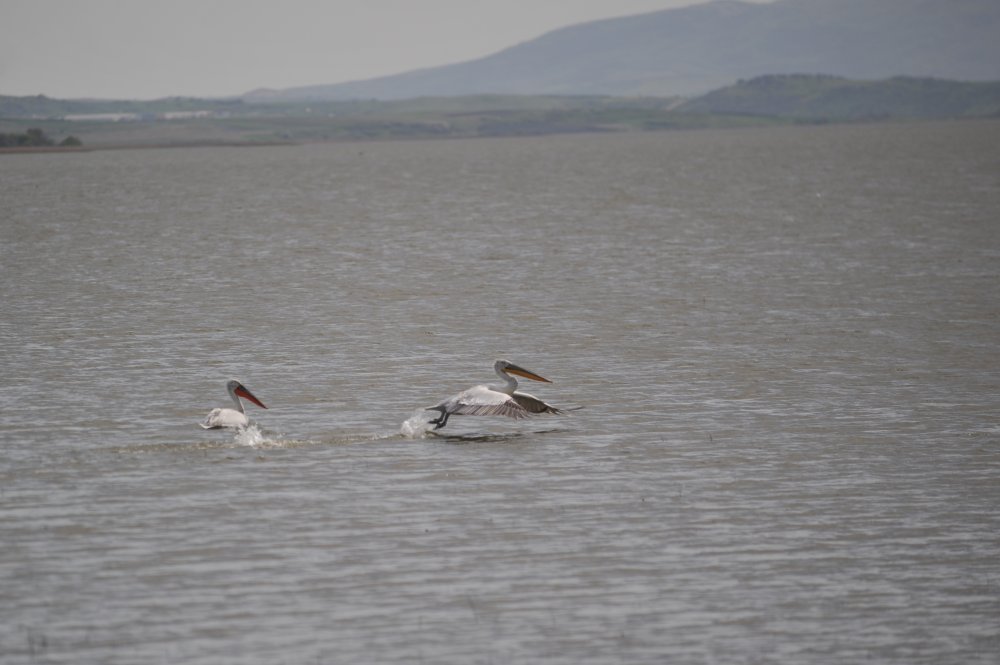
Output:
[
  {"xmin": 425, "ymin": 360, "xmax": 567, "ymax": 430},
  {"xmin": 200, "ymin": 379, "xmax": 267, "ymax": 430}
]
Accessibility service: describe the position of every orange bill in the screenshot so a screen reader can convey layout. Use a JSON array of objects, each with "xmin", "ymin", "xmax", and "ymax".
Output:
[
  {"xmin": 235, "ymin": 385, "xmax": 267, "ymax": 409},
  {"xmin": 505, "ymin": 363, "xmax": 551, "ymax": 383}
]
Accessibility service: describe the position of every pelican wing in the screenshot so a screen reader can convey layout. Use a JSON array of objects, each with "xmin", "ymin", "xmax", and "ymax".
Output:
[
  {"xmin": 446, "ymin": 385, "xmax": 531, "ymax": 420},
  {"xmin": 512, "ymin": 391, "xmax": 564, "ymax": 415}
]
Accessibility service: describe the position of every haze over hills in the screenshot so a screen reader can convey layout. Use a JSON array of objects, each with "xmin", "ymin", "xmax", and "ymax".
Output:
[
  {"xmin": 245, "ymin": 0, "xmax": 1000, "ymax": 102},
  {"xmin": 4, "ymin": 0, "xmax": 1000, "ymax": 149}
]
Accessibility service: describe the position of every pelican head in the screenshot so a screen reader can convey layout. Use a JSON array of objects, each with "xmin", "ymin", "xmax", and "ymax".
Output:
[
  {"xmin": 227, "ymin": 379, "xmax": 267, "ymax": 409},
  {"xmin": 495, "ymin": 359, "xmax": 551, "ymax": 383}
]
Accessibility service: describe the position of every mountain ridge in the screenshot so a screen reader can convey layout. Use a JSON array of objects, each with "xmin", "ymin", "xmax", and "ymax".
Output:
[{"xmin": 244, "ymin": 0, "xmax": 1000, "ymax": 102}]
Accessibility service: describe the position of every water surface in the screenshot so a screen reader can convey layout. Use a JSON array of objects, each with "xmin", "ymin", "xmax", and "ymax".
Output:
[{"xmin": 2, "ymin": 121, "xmax": 999, "ymax": 663}]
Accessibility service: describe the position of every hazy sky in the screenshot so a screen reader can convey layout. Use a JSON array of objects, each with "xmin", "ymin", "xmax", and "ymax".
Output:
[{"xmin": 2, "ymin": 0, "xmax": 771, "ymax": 100}]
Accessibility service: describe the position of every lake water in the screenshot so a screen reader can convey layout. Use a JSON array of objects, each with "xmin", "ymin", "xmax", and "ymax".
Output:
[{"xmin": 1, "ymin": 121, "xmax": 998, "ymax": 664}]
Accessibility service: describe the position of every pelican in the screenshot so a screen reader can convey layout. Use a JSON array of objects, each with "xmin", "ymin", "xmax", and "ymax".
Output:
[
  {"xmin": 425, "ymin": 359, "xmax": 566, "ymax": 430},
  {"xmin": 200, "ymin": 379, "xmax": 267, "ymax": 430}
]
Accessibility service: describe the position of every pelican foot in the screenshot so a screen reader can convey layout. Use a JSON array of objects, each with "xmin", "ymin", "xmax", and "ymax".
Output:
[{"xmin": 426, "ymin": 407, "xmax": 449, "ymax": 430}]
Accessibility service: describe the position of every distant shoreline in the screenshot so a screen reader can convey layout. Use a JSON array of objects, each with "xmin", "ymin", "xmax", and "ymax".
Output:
[
  {"xmin": 4, "ymin": 77, "xmax": 999, "ymax": 153},
  {"xmin": 0, "ymin": 145, "xmax": 94, "ymax": 154},
  {"xmin": 1, "ymin": 114, "xmax": 997, "ymax": 156},
  {"xmin": 0, "ymin": 141, "xmax": 295, "ymax": 155}
]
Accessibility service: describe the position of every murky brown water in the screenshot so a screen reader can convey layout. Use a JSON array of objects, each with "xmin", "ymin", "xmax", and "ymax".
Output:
[{"xmin": 2, "ymin": 121, "xmax": 999, "ymax": 663}]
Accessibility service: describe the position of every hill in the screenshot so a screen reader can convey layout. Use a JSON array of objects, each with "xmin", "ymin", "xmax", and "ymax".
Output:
[
  {"xmin": 245, "ymin": 0, "xmax": 1000, "ymax": 102},
  {"xmin": 678, "ymin": 75, "xmax": 1000, "ymax": 119}
]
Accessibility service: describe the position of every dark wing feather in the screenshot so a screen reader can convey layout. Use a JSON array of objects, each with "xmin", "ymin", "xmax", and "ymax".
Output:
[{"xmin": 511, "ymin": 391, "xmax": 563, "ymax": 415}]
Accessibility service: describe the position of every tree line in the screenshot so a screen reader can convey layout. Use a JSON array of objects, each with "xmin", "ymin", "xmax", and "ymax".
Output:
[{"xmin": 0, "ymin": 128, "xmax": 81, "ymax": 147}]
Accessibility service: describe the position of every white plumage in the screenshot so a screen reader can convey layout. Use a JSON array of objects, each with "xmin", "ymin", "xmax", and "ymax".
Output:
[
  {"xmin": 200, "ymin": 379, "xmax": 267, "ymax": 430},
  {"xmin": 425, "ymin": 360, "xmax": 566, "ymax": 430}
]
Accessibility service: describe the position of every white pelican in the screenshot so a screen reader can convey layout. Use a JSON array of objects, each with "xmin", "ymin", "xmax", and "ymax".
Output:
[
  {"xmin": 425, "ymin": 359, "xmax": 566, "ymax": 430},
  {"xmin": 200, "ymin": 379, "xmax": 267, "ymax": 430}
]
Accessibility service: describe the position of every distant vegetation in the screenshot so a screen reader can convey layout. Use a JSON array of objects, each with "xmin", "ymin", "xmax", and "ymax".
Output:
[
  {"xmin": 0, "ymin": 127, "xmax": 82, "ymax": 148},
  {"xmin": 0, "ymin": 127, "xmax": 52, "ymax": 146},
  {"xmin": 2, "ymin": 76, "xmax": 999, "ymax": 149},
  {"xmin": 678, "ymin": 75, "xmax": 1000, "ymax": 120},
  {"xmin": 0, "ymin": 94, "xmax": 247, "ymax": 118}
]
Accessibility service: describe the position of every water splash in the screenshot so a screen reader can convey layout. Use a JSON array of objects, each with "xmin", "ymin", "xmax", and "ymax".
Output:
[
  {"xmin": 233, "ymin": 423, "xmax": 269, "ymax": 448},
  {"xmin": 399, "ymin": 409, "xmax": 437, "ymax": 438}
]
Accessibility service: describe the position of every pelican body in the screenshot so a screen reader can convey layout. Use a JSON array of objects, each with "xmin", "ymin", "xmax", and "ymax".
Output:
[
  {"xmin": 425, "ymin": 360, "xmax": 565, "ymax": 430},
  {"xmin": 200, "ymin": 379, "xmax": 267, "ymax": 430}
]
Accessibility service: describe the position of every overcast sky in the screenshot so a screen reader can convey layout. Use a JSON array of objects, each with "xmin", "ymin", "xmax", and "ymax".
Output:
[{"xmin": 1, "ymin": 0, "xmax": 772, "ymax": 100}]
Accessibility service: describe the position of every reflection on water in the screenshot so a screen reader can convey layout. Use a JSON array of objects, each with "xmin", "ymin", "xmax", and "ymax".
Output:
[{"xmin": 2, "ymin": 121, "xmax": 999, "ymax": 664}]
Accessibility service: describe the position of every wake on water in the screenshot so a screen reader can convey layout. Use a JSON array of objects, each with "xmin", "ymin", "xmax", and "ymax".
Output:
[
  {"xmin": 225, "ymin": 402, "xmax": 581, "ymax": 445},
  {"xmin": 228, "ymin": 404, "xmax": 577, "ymax": 446},
  {"xmin": 232, "ymin": 421, "xmax": 424, "ymax": 448}
]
